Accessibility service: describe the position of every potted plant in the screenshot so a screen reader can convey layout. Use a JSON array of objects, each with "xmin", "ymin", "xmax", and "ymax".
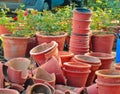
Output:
[
  {"xmin": 1, "ymin": 9, "xmax": 40, "ymax": 60},
  {"xmin": 35, "ymin": 5, "xmax": 73, "ymax": 51}
]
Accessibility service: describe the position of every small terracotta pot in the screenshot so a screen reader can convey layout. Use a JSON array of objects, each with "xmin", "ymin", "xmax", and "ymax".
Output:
[
  {"xmin": 73, "ymin": 8, "xmax": 92, "ymax": 20},
  {"xmin": 96, "ymin": 79, "xmax": 120, "ymax": 94},
  {"xmin": 36, "ymin": 32, "xmax": 67, "ymax": 51},
  {"xmin": 33, "ymin": 67, "xmax": 56, "ymax": 87},
  {"xmin": 40, "ymin": 56, "xmax": 66, "ymax": 85},
  {"xmin": 59, "ymin": 51, "xmax": 74, "ymax": 65},
  {"xmin": 26, "ymin": 83, "xmax": 55, "ymax": 94},
  {"xmin": 6, "ymin": 57, "xmax": 30, "ymax": 85},
  {"xmin": 72, "ymin": 19, "xmax": 91, "ymax": 29},
  {"xmin": 30, "ymin": 41, "xmax": 58, "ymax": 65},
  {"xmin": 63, "ymin": 68, "xmax": 91, "ymax": 87},
  {"xmin": 73, "ymin": 55, "xmax": 101, "ymax": 86},
  {"xmin": 0, "ymin": 88, "xmax": 19, "ymax": 94},
  {"xmin": 96, "ymin": 69, "xmax": 120, "ymax": 84},
  {"xmin": 85, "ymin": 52, "xmax": 114, "ymax": 69},
  {"xmin": 0, "ymin": 25, "xmax": 11, "ymax": 35},
  {"xmin": 63, "ymin": 62, "xmax": 91, "ymax": 72}
]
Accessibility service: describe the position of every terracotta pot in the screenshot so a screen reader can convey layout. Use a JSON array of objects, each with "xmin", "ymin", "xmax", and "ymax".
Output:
[
  {"xmin": 72, "ymin": 19, "xmax": 91, "ymax": 29},
  {"xmin": 30, "ymin": 41, "xmax": 58, "ymax": 66},
  {"xmin": 63, "ymin": 68, "xmax": 91, "ymax": 87},
  {"xmin": 72, "ymin": 27, "xmax": 90, "ymax": 34},
  {"xmin": 95, "ymin": 69, "xmax": 120, "ymax": 84},
  {"xmin": 63, "ymin": 62, "xmax": 91, "ymax": 72},
  {"xmin": 6, "ymin": 57, "xmax": 30, "ymax": 85},
  {"xmin": 0, "ymin": 88, "xmax": 19, "ymax": 94},
  {"xmin": 40, "ymin": 56, "xmax": 66, "ymax": 85},
  {"xmin": 85, "ymin": 52, "xmax": 114, "ymax": 69},
  {"xmin": 26, "ymin": 83, "xmax": 55, "ymax": 94},
  {"xmin": 73, "ymin": 55, "xmax": 101, "ymax": 86},
  {"xmin": 1, "ymin": 34, "xmax": 29, "ymax": 60},
  {"xmin": 91, "ymin": 34, "xmax": 115, "ymax": 54},
  {"xmin": 59, "ymin": 51, "xmax": 74, "ymax": 65},
  {"xmin": 33, "ymin": 67, "xmax": 56, "ymax": 87},
  {"xmin": 36, "ymin": 32, "xmax": 67, "ymax": 51},
  {"xmin": 87, "ymin": 83, "xmax": 98, "ymax": 94},
  {"xmin": 0, "ymin": 25, "xmax": 11, "ymax": 35},
  {"xmin": 96, "ymin": 79, "xmax": 120, "ymax": 94},
  {"xmin": 73, "ymin": 8, "xmax": 92, "ymax": 20}
]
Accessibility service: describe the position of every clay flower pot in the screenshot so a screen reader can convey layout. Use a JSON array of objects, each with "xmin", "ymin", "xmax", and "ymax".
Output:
[
  {"xmin": 73, "ymin": 55, "xmax": 101, "ymax": 86},
  {"xmin": 59, "ymin": 51, "xmax": 74, "ymax": 65},
  {"xmin": 6, "ymin": 57, "xmax": 30, "ymax": 85},
  {"xmin": 85, "ymin": 52, "xmax": 114, "ymax": 69},
  {"xmin": 63, "ymin": 62, "xmax": 91, "ymax": 72},
  {"xmin": 40, "ymin": 56, "xmax": 66, "ymax": 85},
  {"xmin": 63, "ymin": 67, "xmax": 91, "ymax": 87},
  {"xmin": 36, "ymin": 32, "xmax": 67, "ymax": 51},
  {"xmin": 73, "ymin": 8, "xmax": 92, "ymax": 20},
  {"xmin": 26, "ymin": 83, "xmax": 55, "ymax": 94},
  {"xmin": 30, "ymin": 41, "xmax": 58, "ymax": 65},
  {"xmin": 96, "ymin": 69, "xmax": 120, "ymax": 94},
  {"xmin": 33, "ymin": 67, "xmax": 56, "ymax": 87},
  {"xmin": 1, "ymin": 34, "xmax": 29, "ymax": 60},
  {"xmin": 0, "ymin": 88, "xmax": 19, "ymax": 94}
]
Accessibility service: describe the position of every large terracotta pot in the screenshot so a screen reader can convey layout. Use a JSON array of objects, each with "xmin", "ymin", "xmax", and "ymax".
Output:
[
  {"xmin": 96, "ymin": 69, "xmax": 120, "ymax": 94},
  {"xmin": 85, "ymin": 52, "xmax": 114, "ymax": 69},
  {"xmin": 30, "ymin": 41, "xmax": 58, "ymax": 66},
  {"xmin": 6, "ymin": 57, "xmax": 30, "ymax": 85},
  {"xmin": 0, "ymin": 88, "xmax": 19, "ymax": 94},
  {"xmin": 72, "ymin": 55, "xmax": 101, "ymax": 86},
  {"xmin": 33, "ymin": 67, "xmax": 56, "ymax": 87},
  {"xmin": 36, "ymin": 32, "xmax": 67, "ymax": 51},
  {"xmin": 1, "ymin": 34, "xmax": 29, "ymax": 60},
  {"xmin": 91, "ymin": 34, "xmax": 115, "ymax": 54},
  {"xmin": 0, "ymin": 25, "xmax": 11, "ymax": 35},
  {"xmin": 26, "ymin": 83, "xmax": 55, "ymax": 94},
  {"xmin": 73, "ymin": 8, "xmax": 92, "ymax": 20}
]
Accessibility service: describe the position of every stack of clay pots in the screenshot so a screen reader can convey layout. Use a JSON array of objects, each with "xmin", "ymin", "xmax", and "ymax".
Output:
[{"xmin": 69, "ymin": 7, "xmax": 92, "ymax": 55}]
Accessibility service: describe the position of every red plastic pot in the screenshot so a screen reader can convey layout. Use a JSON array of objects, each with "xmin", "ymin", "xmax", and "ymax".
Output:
[
  {"xmin": 0, "ymin": 88, "xmax": 19, "ymax": 94},
  {"xmin": 85, "ymin": 52, "xmax": 114, "ymax": 69},
  {"xmin": 33, "ymin": 67, "xmax": 56, "ymax": 87},
  {"xmin": 63, "ymin": 62, "xmax": 91, "ymax": 72},
  {"xmin": 59, "ymin": 51, "xmax": 74, "ymax": 65},
  {"xmin": 73, "ymin": 8, "xmax": 92, "ymax": 20},
  {"xmin": 63, "ymin": 68, "xmax": 91, "ymax": 87},
  {"xmin": 73, "ymin": 55, "xmax": 101, "ymax": 86},
  {"xmin": 6, "ymin": 57, "xmax": 30, "ymax": 85}
]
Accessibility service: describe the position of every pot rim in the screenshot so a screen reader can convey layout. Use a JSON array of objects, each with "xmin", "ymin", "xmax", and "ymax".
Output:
[{"xmin": 73, "ymin": 8, "xmax": 92, "ymax": 14}]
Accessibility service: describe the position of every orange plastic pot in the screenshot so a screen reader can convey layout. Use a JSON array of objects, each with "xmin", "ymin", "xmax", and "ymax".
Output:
[
  {"xmin": 33, "ymin": 67, "xmax": 56, "ymax": 87},
  {"xmin": 36, "ymin": 32, "xmax": 67, "ymax": 51},
  {"xmin": 0, "ymin": 88, "xmax": 19, "ymax": 94},
  {"xmin": 73, "ymin": 8, "xmax": 92, "ymax": 20},
  {"xmin": 63, "ymin": 68, "xmax": 91, "ymax": 87},
  {"xmin": 73, "ymin": 55, "xmax": 101, "ymax": 86},
  {"xmin": 85, "ymin": 52, "xmax": 114, "ymax": 69},
  {"xmin": 63, "ymin": 62, "xmax": 91, "ymax": 72},
  {"xmin": 59, "ymin": 51, "xmax": 74, "ymax": 65},
  {"xmin": 6, "ymin": 57, "xmax": 30, "ymax": 85}
]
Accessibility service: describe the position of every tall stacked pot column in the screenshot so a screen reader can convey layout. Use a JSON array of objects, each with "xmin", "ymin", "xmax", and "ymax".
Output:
[{"xmin": 69, "ymin": 8, "xmax": 92, "ymax": 55}]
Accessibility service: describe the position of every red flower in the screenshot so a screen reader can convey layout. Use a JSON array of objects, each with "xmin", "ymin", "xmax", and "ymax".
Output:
[
  {"xmin": 13, "ymin": 16, "xmax": 17, "ymax": 21},
  {"xmin": 24, "ymin": 11, "xmax": 28, "ymax": 16}
]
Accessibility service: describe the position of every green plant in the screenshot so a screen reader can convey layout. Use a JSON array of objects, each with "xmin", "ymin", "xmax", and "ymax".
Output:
[{"xmin": 37, "ymin": 5, "xmax": 73, "ymax": 35}]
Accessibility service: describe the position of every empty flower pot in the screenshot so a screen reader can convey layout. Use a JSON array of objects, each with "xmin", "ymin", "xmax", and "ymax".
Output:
[
  {"xmin": 26, "ymin": 83, "xmax": 55, "ymax": 94},
  {"xmin": 85, "ymin": 52, "xmax": 114, "ymax": 69},
  {"xmin": 73, "ymin": 8, "xmax": 92, "ymax": 20},
  {"xmin": 59, "ymin": 51, "xmax": 74, "ymax": 65},
  {"xmin": 40, "ymin": 56, "xmax": 66, "ymax": 85},
  {"xmin": 63, "ymin": 68, "xmax": 91, "ymax": 87},
  {"xmin": 6, "ymin": 57, "xmax": 30, "ymax": 85},
  {"xmin": 33, "ymin": 67, "xmax": 56, "ymax": 87},
  {"xmin": 0, "ymin": 88, "xmax": 19, "ymax": 94},
  {"xmin": 73, "ymin": 55, "xmax": 101, "ymax": 86},
  {"xmin": 63, "ymin": 62, "xmax": 91, "ymax": 72},
  {"xmin": 30, "ymin": 41, "xmax": 58, "ymax": 65}
]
